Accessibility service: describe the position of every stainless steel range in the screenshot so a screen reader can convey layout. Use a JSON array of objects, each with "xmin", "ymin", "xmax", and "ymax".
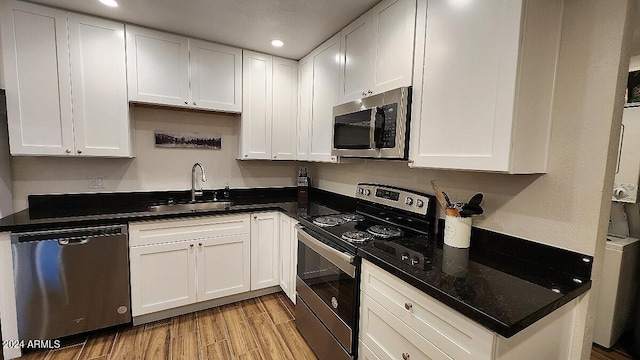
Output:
[{"xmin": 295, "ymin": 183, "xmax": 436, "ymax": 360}]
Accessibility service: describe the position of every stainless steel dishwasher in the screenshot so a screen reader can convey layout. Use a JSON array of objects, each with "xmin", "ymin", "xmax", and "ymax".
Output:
[{"xmin": 11, "ymin": 225, "xmax": 131, "ymax": 341}]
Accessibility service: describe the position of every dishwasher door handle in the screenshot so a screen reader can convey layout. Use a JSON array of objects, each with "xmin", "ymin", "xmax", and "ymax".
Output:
[{"xmin": 58, "ymin": 237, "xmax": 90, "ymax": 246}]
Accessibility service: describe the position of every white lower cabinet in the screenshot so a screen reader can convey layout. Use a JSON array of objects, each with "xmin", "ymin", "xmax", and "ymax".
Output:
[
  {"xmin": 129, "ymin": 214, "xmax": 250, "ymax": 316},
  {"xmin": 360, "ymin": 260, "xmax": 494, "ymax": 360},
  {"xmin": 279, "ymin": 214, "xmax": 298, "ymax": 303},
  {"xmin": 360, "ymin": 260, "xmax": 580, "ymax": 360},
  {"xmin": 250, "ymin": 212, "xmax": 280, "ymax": 290}
]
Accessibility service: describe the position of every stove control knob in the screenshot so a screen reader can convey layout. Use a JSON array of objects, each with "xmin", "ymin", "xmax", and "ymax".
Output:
[
  {"xmin": 416, "ymin": 199, "xmax": 424, "ymax": 208},
  {"xmin": 613, "ymin": 187, "xmax": 628, "ymax": 199},
  {"xmin": 401, "ymin": 253, "xmax": 409, "ymax": 261},
  {"xmin": 358, "ymin": 188, "xmax": 364, "ymax": 195},
  {"xmin": 410, "ymin": 257, "xmax": 420, "ymax": 266},
  {"xmin": 405, "ymin": 197, "xmax": 413, "ymax": 205},
  {"xmin": 364, "ymin": 189, "xmax": 371, "ymax": 196}
]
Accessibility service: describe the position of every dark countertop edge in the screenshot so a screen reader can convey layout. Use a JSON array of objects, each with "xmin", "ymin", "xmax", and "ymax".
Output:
[
  {"xmin": 359, "ymin": 250, "xmax": 591, "ymax": 338},
  {"xmin": 0, "ymin": 203, "xmax": 292, "ymax": 233}
]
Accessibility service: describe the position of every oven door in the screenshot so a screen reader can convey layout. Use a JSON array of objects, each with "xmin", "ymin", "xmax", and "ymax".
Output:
[{"xmin": 295, "ymin": 226, "xmax": 357, "ymax": 360}]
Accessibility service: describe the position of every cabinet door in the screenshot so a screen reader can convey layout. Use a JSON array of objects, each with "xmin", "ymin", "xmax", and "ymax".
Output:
[
  {"xmin": 370, "ymin": 0, "xmax": 416, "ymax": 94},
  {"xmin": 241, "ymin": 51, "xmax": 273, "ymax": 160},
  {"xmin": 339, "ymin": 12, "xmax": 373, "ymax": 103},
  {"xmin": 126, "ymin": 25, "xmax": 190, "ymax": 107},
  {"xmin": 272, "ymin": 57, "xmax": 298, "ymax": 160},
  {"xmin": 279, "ymin": 215, "xmax": 299, "ymax": 302},
  {"xmin": 197, "ymin": 234, "xmax": 251, "ymax": 301},
  {"xmin": 68, "ymin": 14, "xmax": 131, "ymax": 157},
  {"xmin": 190, "ymin": 39, "xmax": 242, "ymax": 112},
  {"xmin": 309, "ymin": 34, "xmax": 340, "ymax": 163},
  {"xmin": 130, "ymin": 241, "xmax": 197, "ymax": 316},
  {"xmin": 1, "ymin": 1, "xmax": 74, "ymax": 155},
  {"xmin": 250, "ymin": 212, "xmax": 280, "ymax": 290},
  {"xmin": 297, "ymin": 56, "xmax": 313, "ymax": 161}
]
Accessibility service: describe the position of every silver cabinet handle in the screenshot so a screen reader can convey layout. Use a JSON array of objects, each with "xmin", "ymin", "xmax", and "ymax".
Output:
[
  {"xmin": 402, "ymin": 353, "xmax": 410, "ymax": 360},
  {"xmin": 362, "ymin": 92, "xmax": 367, "ymax": 96},
  {"xmin": 199, "ymin": 242, "xmax": 202, "ymax": 246},
  {"xmin": 193, "ymin": 102, "xmax": 197, "ymax": 105},
  {"xmin": 65, "ymin": 149, "xmax": 71, "ymax": 154},
  {"xmin": 77, "ymin": 150, "xmax": 82, "ymax": 154},
  {"xmin": 184, "ymin": 101, "xmax": 188, "ymax": 105},
  {"xmin": 405, "ymin": 303, "xmax": 412, "ymax": 311},
  {"xmin": 190, "ymin": 244, "xmax": 194, "ymax": 248}
]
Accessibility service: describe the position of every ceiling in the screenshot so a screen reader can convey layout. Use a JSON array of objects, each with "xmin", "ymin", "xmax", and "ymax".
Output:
[{"xmin": 31, "ymin": 0, "xmax": 380, "ymax": 60}]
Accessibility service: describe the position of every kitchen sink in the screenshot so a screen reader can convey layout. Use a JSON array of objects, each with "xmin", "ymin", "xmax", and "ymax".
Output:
[{"xmin": 147, "ymin": 201, "xmax": 233, "ymax": 213}]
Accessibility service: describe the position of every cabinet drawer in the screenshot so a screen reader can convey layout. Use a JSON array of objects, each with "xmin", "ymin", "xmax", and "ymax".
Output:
[
  {"xmin": 359, "ymin": 339, "xmax": 381, "ymax": 360},
  {"xmin": 361, "ymin": 260, "xmax": 494, "ymax": 360},
  {"xmin": 129, "ymin": 214, "xmax": 250, "ymax": 246},
  {"xmin": 360, "ymin": 293, "xmax": 446, "ymax": 360}
]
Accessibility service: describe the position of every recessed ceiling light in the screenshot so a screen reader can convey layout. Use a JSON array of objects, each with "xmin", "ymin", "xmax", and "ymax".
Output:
[
  {"xmin": 99, "ymin": 0, "xmax": 118, "ymax": 7},
  {"xmin": 271, "ymin": 39, "xmax": 284, "ymax": 47}
]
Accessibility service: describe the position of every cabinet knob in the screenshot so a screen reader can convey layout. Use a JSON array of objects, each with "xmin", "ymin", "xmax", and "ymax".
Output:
[
  {"xmin": 193, "ymin": 102, "xmax": 197, "ymax": 106},
  {"xmin": 362, "ymin": 92, "xmax": 367, "ymax": 96},
  {"xmin": 65, "ymin": 149, "xmax": 71, "ymax": 154},
  {"xmin": 368, "ymin": 89, "xmax": 373, "ymax": 94},
  {"xmin": 273, "ymin": 155, "xmax": 277, "ymax": 159},
  {"xmin": 190, "ymin": 244, "xmax": 194, "ymax": 248},
  {"xmin": 199, "ymin": 242, "xmax": 202, "ymax": 246},
  {"xmin": 253, "ymin": 216, "xmax": 257, "ymax": 220},
  {"xmin": 402, "ymin": 353, "xmax": 410, "ymax": 360},
  {"xmin": 77, "ymin": 150, "xmax": 82, "ymax": 154},
  {"xmin": 184, "ymin": 101, "xmax": 188, "ymax": 105},
  {"xmin": 404, "ymin": 302, "xmax": 412, "ymax": 311}
]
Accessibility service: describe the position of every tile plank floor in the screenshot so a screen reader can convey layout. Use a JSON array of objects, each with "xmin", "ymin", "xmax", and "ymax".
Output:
[
  {"xmin": 14, "ymin": 290, "xmax": 633, "ymax": 360},
  {"xmin": 18, "ymin": 292, "xmax": 316, "ymax": 360}
]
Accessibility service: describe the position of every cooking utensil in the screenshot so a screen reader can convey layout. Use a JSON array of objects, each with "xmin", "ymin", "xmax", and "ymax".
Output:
[
  {"xmin": 468, "ymin": 193, "xmax": 483, "ymax": 206},
  {"xmin": 430, "ymin": 180, "xmax": 447, "ymax": 209},
  {"xmin": 460, "ymin": 204, "xmax": 484, "ymax": 217}
]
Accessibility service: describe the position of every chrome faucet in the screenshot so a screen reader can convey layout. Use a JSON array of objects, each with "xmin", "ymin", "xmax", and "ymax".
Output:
[{"xmin": 191, "ymin": 163, "xmax": 207, "ymax": 202}]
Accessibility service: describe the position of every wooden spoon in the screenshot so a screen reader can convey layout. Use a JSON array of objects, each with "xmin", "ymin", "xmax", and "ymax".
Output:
[{"xmin": 430, "ymin": 180, "xmax": 447, "ymax": 209}]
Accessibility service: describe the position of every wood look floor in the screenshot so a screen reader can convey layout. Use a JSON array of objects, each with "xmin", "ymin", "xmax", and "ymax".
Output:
[
  {"xmin": 13, "ymin": 290, "xmax": 638, "ymax": 360},
  {"xmin": 18, "ymin": 292, "xmax": 316, "ymax": 360}
]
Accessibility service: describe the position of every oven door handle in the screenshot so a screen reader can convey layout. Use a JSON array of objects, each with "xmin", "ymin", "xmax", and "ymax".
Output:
[{"xmin": 296, "ymin": 225, "xmax": 356, "ymax": 277}]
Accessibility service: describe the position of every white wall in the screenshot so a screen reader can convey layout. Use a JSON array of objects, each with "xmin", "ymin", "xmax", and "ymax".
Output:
[
  {"xmin": 309, "ymin": 1, "xmax": 634, "ymax": 358},
  {"xmin": 10, "ymin": 106, "xmax": 298, "ymax": 211}
]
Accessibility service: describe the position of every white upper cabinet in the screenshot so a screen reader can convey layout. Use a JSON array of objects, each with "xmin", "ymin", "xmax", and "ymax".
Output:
[
  {"xmin": 68, "ymin": 14, "xmax": 131, "ymax": 157},
  {"xmin": 297, "ymin": 57, "xmax": 313, "ymax": 161},
  {"xmin": 339, "ymin": 0, "xmax": 416, "ymax": 103},
  {"xmin": 241, "ymin": 51, "xmax": 273, "ymax": 160},
  {"xmin": 190, "ymin": 39, "xmax": 243, "ymax": 112},
  {"xmin": 0, "ymin": 1, "xmax": 131, "ymax": 157},
  {"xmin": 272, "ymin": 57, "xmax": 299, "ymax": 160},
  {"xmin": 409, "ymin": 0, "xmax": 563, "ymax": 173},
  {"xmin": 239, "ymin": 50, "xmax": 297, "ymax": 160},
  {"xmin": 126, "ymin": 25, "xmax": 242, "ymax": 112},
  {"xmin": 297, "ymin": 34, "xmax": 340, "ymax": 163}
]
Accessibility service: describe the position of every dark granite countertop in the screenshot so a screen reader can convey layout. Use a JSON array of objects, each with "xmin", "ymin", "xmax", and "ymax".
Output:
[
  {"xmin": 358, "ymin": 223, "xmax": 592, "ymax": 338},
  {"xmin": 0, "ymin": 186, "xmax": 592, "ymax": 339},
  {"xmin": 0, "ymin": 187, "xmax": 352, "ymax": 232}
]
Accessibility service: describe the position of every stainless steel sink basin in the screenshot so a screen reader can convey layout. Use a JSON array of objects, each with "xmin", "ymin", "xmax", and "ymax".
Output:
[{"xmin": 147, "ymin": 201, "xmax": 232, "ymax": 213}]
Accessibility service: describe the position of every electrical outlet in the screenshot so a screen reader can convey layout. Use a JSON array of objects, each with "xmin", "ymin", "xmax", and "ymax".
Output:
[{"xmin": 89, "ymin": 176, "xmax": 105, "ymax": 189}]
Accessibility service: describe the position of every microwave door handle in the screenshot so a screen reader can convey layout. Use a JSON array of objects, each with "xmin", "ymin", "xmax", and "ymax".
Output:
[{"xmin": 373, "ymin": 107, "xmax": 385, "ymax": 149}]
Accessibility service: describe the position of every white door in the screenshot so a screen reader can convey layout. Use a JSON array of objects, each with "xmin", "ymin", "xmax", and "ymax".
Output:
[
  {"xmin": 130, "ymin": 241, "xmax": 197, "ymax": 316},
  {"xmin": 250, "ymin": 212, "xmax": 280, "ymax": 290},
  {"xmin": 370, "ymin": 0, "xmax": 416, "ymax": 94},
  {"xmin": 272, "ymin": 57, "xmax": 298, "ymax": 160},
  {"xmin": 241, "ymin": 51, "xmax": 273, "ymax": 160},
  {"xmin": 126, "ymin": 25, "xmax": 190, "ymax": 107},
  {"xmin": 339, "ymin": 12, "xmax": 373, "ymax": 103},
  {"xmin": 197, "ymin": 235, "xmax": 251, "ymax": 301},
  {"xmin": 297, "ymin": 56, "xmax": 313, "ymax": 161},
  {"xmin": 190, "ymin": 39, "xmax": 242, "ymax": 112},
  {"xmin": 68, "ymin": 14, "xmax": 131, "ymax": 157},
  {"xmin": 1, "ymin": 1, "xmax": 73, "ymax": 155},
  {"xmin": 309, "ymin": 34, "xmax": 340, "ymax": 163}
]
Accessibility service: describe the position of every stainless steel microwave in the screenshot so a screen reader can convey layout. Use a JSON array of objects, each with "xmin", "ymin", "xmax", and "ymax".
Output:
[{"xmin": 331, "ymin": 87, "xmax": 411, "ymax": 159}]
